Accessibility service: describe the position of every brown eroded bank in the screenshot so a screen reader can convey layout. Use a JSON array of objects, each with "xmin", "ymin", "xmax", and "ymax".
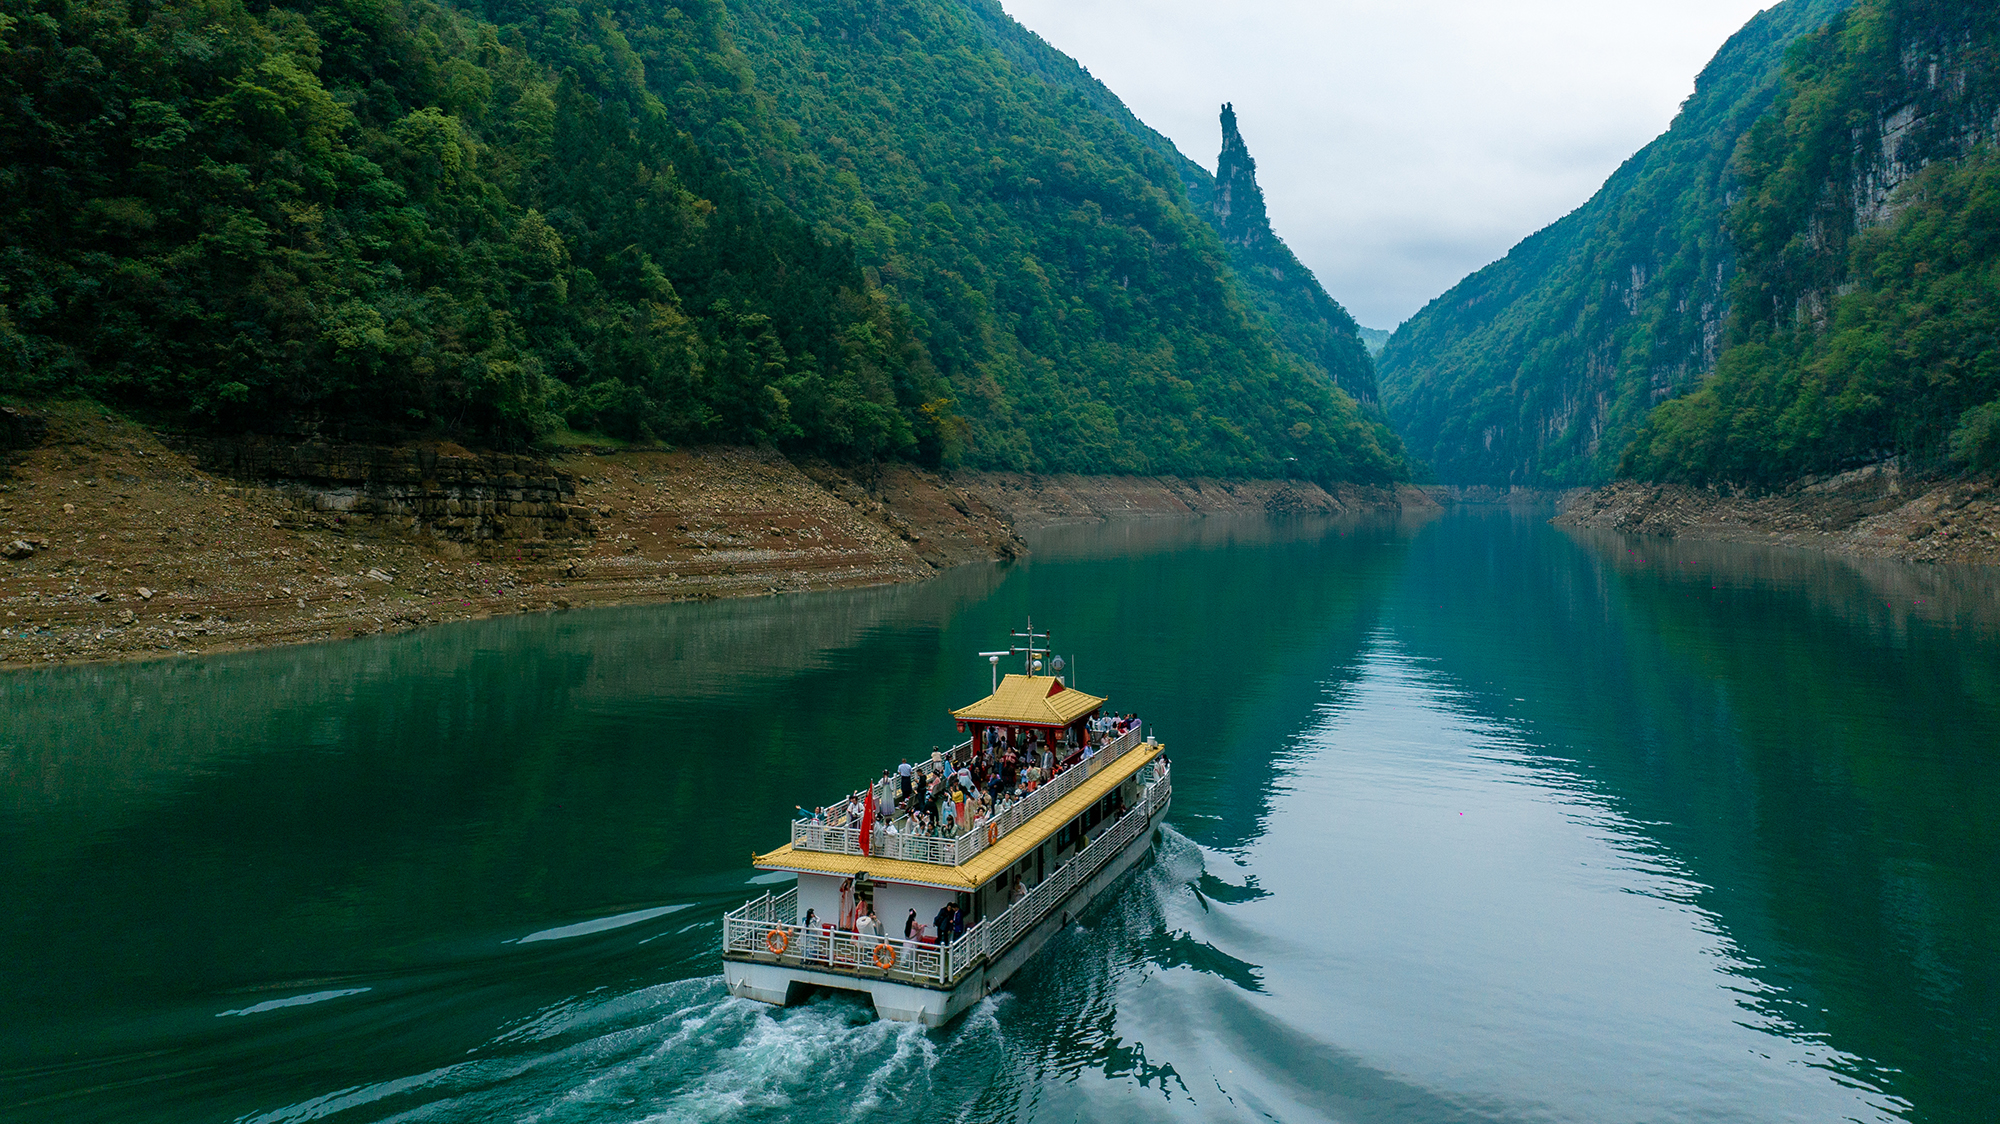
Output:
[
  {"xmin": 1554, "ymin": 464, "xmax": 2000, "ymax": 566},
  {"xmin": 0, "ymin": 402, "xmax": 1432, "ymax": 669}
]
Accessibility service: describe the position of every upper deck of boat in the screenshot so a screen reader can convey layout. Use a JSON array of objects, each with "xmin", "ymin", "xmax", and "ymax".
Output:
[
  {"xmin": 773, "ymin": 661, "xmax": 1149, "ymax": 864},
  {"xmin": 754, "ymin": 739, "xmax": 1163, "ymax": 891}
]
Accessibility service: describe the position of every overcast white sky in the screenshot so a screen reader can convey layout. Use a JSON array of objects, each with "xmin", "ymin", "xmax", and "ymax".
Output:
[{"xmin": 998, "ymin": 0, "xmax": 1778, "ymax": 329}]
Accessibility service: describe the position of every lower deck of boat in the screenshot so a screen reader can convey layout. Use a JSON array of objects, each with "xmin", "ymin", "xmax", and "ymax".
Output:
[{"xmin": 724, "ymin": 777, "xmax": 1170, "ymax": 1026}]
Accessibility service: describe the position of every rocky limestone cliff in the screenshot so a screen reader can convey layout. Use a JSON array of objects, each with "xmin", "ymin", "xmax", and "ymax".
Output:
[
  {"xmin": 1212, "ymin": 103, "xmax": 1276, "ymax": 252},
  {"xmin": 1610, "ymin": 0, "xmax": 2000, "ymax": 485},
  {"xmin": 1754, "ymin": 0, "xmax": 2000, "ymax": 330}
]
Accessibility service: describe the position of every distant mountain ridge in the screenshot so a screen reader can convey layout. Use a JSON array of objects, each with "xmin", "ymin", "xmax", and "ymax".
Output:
[
  {"xmin": 1376, "ymin": 0, "xmax": 1855, "ymax": 485},
  {"xmin": 927, "ymin": 11, "xmax": 1384, "ymax": 407}
]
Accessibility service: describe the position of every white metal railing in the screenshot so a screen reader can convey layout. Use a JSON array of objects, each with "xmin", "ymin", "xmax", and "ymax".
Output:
[
  {"xmin": 789, "ymin": 725, "xmax": 1150, "ymax": 867},
  {"xmin": 944, "ymin": 758, "xmax": 1171, "ymax": 971},
  {"xmin": 788, "ymin": 738, "xmax": 972, "ymax": 860},
  {"xmin": 723, "ymin": 888, "xmax": 952, "ymax": 985},
  {"xmin": 728, "ymin": 759, "xmax": 1171, "ymax": 990}
]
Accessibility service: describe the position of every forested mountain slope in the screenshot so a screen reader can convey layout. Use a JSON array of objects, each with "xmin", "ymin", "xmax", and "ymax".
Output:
[
  {"xmin": 1623, "ymin": 0, "xmax": 2000, "ymax": 483},
  {"xmin": 1376, "ymin": 0, "xmax": 1852, "ymax": 486},
  {"xmin": 694, "ymin": 0, "xmax": 1397, "ymax": 476},
  {"xmin": 0, "ymin": 0, "xmax": 1402, "ymax": 482},
  {"xmin": 854, "ymin": 6, "xmax": 1385, "ymax": 407}
]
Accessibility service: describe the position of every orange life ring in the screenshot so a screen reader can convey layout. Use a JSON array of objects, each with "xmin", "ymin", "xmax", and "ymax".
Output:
[
  {"xmin": 764, "ymin": 927, "xmax": 790, "ymax": 956},
  {"xmin": 872, "ymin": 943, "xmax": 898, "ymax": 970},
  {"xmin": 985, "ymin": 821, "xmax": 1000, "ymax": 846}
]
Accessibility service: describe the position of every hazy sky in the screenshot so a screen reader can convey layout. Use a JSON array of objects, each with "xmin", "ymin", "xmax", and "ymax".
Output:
[{"xmin": 998, "ymin": 0, "xmax": 1777, "ymax": 329}]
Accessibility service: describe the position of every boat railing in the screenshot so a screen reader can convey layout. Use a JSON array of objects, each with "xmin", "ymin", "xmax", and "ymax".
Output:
[
  {"xmin": 728, "ymin": 759, "xmax": 1171, "ymax": 989},
  {"xmin": 722, "ymin": 890, "xmax": 954, "ymax": 986},
  {"xmin": 973, "ymin": 723, "xmax": 1146, "ymax": 859},
  {"xmin": 789, "ymin": 724, "xmax": 1149, "ymax": 866},
  {"xmin": 944, "ymin": 758, "xmax": 1170, "ymax": 973}
]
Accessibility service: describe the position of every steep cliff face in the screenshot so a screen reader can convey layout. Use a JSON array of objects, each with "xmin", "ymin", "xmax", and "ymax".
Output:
[
  {"xmin": 1624, "ymin": 0, "xmax": 2000, "ymax": 482},
  {"xmin": 1376, "ymin": 0, "xmax": 1853, "ymax": 485},
  {"xmin": 1726, "ymin": 0, "xmax": 2000, "ymax": 332}
]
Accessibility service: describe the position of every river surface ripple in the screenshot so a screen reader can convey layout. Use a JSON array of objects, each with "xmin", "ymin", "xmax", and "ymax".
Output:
[{"xmin": 3, "ymin": 508, "xmax": 1995, "ymax": 1123}]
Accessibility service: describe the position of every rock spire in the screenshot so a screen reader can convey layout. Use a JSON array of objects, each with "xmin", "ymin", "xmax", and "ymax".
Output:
[
  {"xmin": 1198, "ymin": 103, "xmax": 1380, "ymax": 405},
  {"xmin": 1212, "ymin": 103, "xmax": 1271, "ymax": 250}
]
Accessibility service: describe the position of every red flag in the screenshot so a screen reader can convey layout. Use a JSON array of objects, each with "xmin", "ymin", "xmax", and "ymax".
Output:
[{"xmin": 858, "ymin": 786, "xmax": 876, "ymax": 857}]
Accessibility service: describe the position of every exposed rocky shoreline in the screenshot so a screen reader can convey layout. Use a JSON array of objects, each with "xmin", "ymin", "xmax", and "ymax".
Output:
[
  {"xmin": 0, "ymin": 403, "xmax": 1431, "ymax": 669},
  {"xmin": 1554, "ymin": 463, "xmax": 2000, "ymax": 566}
]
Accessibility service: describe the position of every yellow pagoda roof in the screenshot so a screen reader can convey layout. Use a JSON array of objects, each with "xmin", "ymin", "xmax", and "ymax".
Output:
[{"xmin": 951, "ymin": 674, "xmax": 1106, "ymax": 728}]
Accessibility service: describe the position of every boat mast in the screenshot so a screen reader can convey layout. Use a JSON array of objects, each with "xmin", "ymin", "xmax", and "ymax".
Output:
[
  {"xmin": 1010, "ymin": 618, "xmax": 1050, "ymax": 675},
  {"xmin": 975, "ymin": 617, "xmax": 1053, "ymax": 694}
]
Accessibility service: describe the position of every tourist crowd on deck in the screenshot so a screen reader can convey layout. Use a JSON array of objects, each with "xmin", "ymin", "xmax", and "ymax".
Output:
[
  {"xmin": 785, "ymin": 712, "xmax": 1146, "ymax": 950},
  {"xmin": 794, "ymin": 712, "xmax": 1145, "ymax": 843}
]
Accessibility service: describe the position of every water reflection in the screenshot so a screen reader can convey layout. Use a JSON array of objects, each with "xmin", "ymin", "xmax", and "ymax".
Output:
[
  {"xmin": 1394, "ymin": 509, "xmax": 1998, "ymax": 1120},
  {"xmin": 1561, "ymin": 522, "xmax": 2000, "ymax": 639},
  {"xmin": 1, "ymin": 508, "xmax": 1992, "ymax": 1122}
]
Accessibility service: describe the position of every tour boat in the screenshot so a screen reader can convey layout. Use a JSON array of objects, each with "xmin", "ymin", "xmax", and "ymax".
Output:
[{"xmin": 722, "ymin": 623, "xmax": 1173, "ymax": 1025}]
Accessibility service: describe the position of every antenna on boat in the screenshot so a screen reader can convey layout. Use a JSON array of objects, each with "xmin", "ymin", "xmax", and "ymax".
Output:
[{"xmin": 1009, "ymin": 617, "xmax": 1050, "ymax": 677}]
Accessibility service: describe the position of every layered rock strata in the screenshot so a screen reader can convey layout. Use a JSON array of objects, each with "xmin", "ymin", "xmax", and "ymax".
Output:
[{"xmin": 178, "ymin": 437, "xmax": 595, "ymax": 549}]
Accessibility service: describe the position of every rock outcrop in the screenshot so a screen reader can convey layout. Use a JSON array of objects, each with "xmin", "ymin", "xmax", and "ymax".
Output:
[
  {"xmin": 177, "ymin": 437, "xmax": 594, "ymax": 550},
  {"xmin": 1196, "ymin": 105, "xmax": 1382, "ymax": 406}
]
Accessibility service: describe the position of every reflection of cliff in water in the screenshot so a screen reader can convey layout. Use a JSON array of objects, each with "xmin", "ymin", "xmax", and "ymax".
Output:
[
  {"xmin": 1, "ymin": 560, "xmax": 1015, "ymax": 817},
  {"xmin": 1391, "ymin": 509, "xmax": 2000, "ymax": 1121},
  {"xmin": 1560, "ymin": 523, "xmax": 2000, "ymax": 639},
  {"xmin": 1013, "ymin": 513, "xmax": 1414, "ymax": 853},
  {"xmin": 1023, "ymin": 507, "xmax": 1432, "ymax": 563}
]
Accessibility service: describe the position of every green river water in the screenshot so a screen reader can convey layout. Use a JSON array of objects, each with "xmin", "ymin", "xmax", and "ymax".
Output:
[{"xmin": 2, "ymin": 507, "xmax": 1995, "ymax": 1122}]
